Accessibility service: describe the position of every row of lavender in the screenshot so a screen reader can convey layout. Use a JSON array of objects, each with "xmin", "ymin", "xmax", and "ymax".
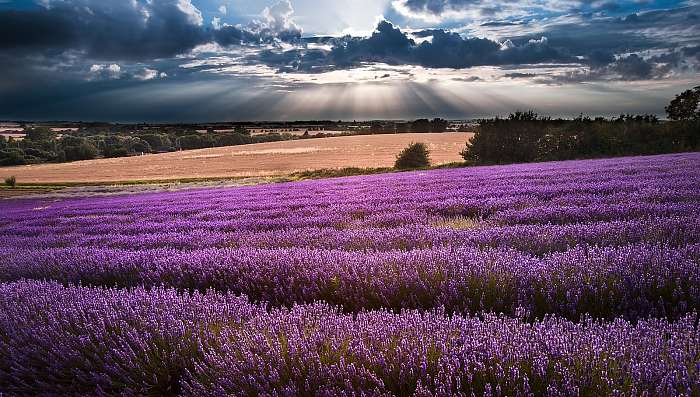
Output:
[
  {"xmin": 1, "ymin": 216, "xmax": 699, "ymax": 253},
  {"xmin": 2, "ymin": 243, "xmax": 698, "ymax": 320},
  {"xmin": 1, "ymin": 281, "xmax": 698, "ymax": 396}
]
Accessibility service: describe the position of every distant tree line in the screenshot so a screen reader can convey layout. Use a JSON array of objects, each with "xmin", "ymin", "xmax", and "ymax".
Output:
[
  {"xmin": 368, "ymin": 118, "xmax": 451, "ymax": 134},
  {"xmin": 461, "ymin": 87, "xmax": 700, "ymax": 165},
  {"xmin": 0, "ymin": 127, "xmax": 288, "ymax": 166},
  {"xmin": 0, "ymin": 118, "xmax": 458, "ymax": 167}
]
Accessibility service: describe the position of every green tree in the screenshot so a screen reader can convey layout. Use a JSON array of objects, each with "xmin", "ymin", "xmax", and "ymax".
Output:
[
  {"xmin": 461, "ymin": 112, "xmax": 546, "ymax": 165},
  {"xmin": 64, "ymin": 142, "xmax": 98, "ymax": 161},
  {"xmin": 666, "ymin": 86, "xmax": 700, "ymax": 120},
  {"xmin": 395, "ymin": 142, "xmax": 431, "ymax": 169},
  {"xmin": 215, "ymin": 133, "xmax": 253, "ymax": 147},
  {"xmin": 234, "ymin": 126, "xmax": 250, "ymax": 136},
  {"xmin": 104, "ymin": 146, "xmax": 129, "ymax": 158},
  {"xmin": 136, "ymin": 134, "xmax": 171, "ymax": 151},
  {"xmin": 129, "ymin": 138, "xmax": 151, "ymax": 153},
  {"xmin": 60, "ymin": 135, "xmax": 86, "ymax": 147},
  {"xmin": 25, "ymin": 127, "xmax": 56, "ymax": 142},
  {"xmin": 409, "ymin": 119, "xmax": 432, "ymax": 133},
  {"xmin": 430, "ymin": 118, "xmax": 449, "ymax": 133},
  {"xmin": 178, "ymin": 134, "xmax": 213, "ymax": 150},
  {"xmin": 0, "ymin": 149, "xmax": 26, "ymax": 166}
]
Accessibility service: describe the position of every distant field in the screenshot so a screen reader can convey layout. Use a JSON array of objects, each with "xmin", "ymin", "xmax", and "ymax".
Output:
[{"xmin": 0, "ymin": 132, "xmax": 472, "ymax": 184}]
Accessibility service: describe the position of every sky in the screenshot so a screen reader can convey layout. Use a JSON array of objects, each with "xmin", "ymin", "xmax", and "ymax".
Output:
[{"xmin": 0, "ymin": 0, "xmax": 698, "ymax": 122}]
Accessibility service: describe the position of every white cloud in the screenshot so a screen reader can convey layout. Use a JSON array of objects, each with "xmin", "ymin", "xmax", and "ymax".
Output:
[
  {"xmin": 218, "ymin": 4, "xmax": 227, "ymax": 15},
  {"xmin": 249, "ymin": 0, "xmax": 301, "ymax": 35},
  {"xmin": 133, "ymin": 67, "xmax": 161, "ymax": 80},
  {"xmin": 176, "ymin": 0, "xmax": 203, "ymax": 26},
  {"xmin": 88, "ymin": 64, "xmax": 122, "ymax": 80}
]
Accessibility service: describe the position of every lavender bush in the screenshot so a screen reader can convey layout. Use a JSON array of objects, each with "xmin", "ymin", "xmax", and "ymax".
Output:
[
  {"xmin": 1, "ymin": 243, "xmax": 699, "ymax": 320},
  {"xmin": 1, "ymin": 153, "xmax": 700, "ymax": 394},
  {"xmin": 0, "ymin": 281, "xmax": 698, "ymax": 396}
]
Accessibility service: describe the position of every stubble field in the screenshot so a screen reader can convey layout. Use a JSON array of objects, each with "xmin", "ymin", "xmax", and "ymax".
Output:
[{"xmin": 0, "ymin": 132, "xmax": 472, "ymax": 184}]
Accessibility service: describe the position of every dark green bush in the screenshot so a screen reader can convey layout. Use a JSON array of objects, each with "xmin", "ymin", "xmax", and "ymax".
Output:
[
  {"xmin": 136, "ymin": 134, "xmax": 172, "ymax": 151},
  {"xmin": 104, "ymin": 146, "xmax": 130, "ymax": 158},
  {"xmin": 462, "ymin": 112, "xmax": 699, "ymax": 165},
  {"xmin": 0, "ymin": 149, "xmax": 26, "ymax": 166},
  {"xmin": 178, "ymin": 134, "xmax": 214, "ymax": 150},
  {"xmin": 60, "ymin": 135, "xmax": 87, "ymax": 147},
  {"xmin": 4, "ymin": 176, "xmax": 16, "ymax": 187},
  {"xmin": 395, "ymin": 142, "xmax": 431, "ymax": 169},
  {"xmin": 22, "ymin": 148, "xmax": 55, "ymax": 161},
  {"xmin": 215, "ymin": 133, "xmax": 253, "ymax": 147},
  {"xmin": 461, "ymin": 111, "xmax": 548, "ymax": 165},
  {"xmin": 63, "ymin": 142, "xmax": 98, "ymax": 161},
  {"xmin": 129, "ymin": 139, "xmax": 151, "ymax": 154},
  {"xmin": 24, "ymin": 127, "xmax": 55, "ymax": 142}
]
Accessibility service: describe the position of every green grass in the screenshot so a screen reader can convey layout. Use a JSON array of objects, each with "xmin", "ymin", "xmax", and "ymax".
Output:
[
  {"xmin": 2, "ymin": 162, "xmax": 471, "ymax": 190},
  {"xmin": 0, "ymin": 185, "xmax": 62, "ymax": 190},
  {"xmin": 289, "ymin": 162, "xmax": 469, "ymax": 181},
  {"xmin": 5, "ymin": 176, "xmax": 289, "ymax": 188}
]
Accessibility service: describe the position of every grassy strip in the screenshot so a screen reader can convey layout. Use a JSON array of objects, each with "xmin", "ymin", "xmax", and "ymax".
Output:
[
  {"xmin": 0, "ymin": 185, "xmax": 62, "ymax": 190},
  {"xmin": 289, "ymin": 162, "xmax": 468, "ymax": 181},
  {"xmin": 289, "ymin": 167, "xmax": 394, "ymax": 180},
  {"xmin": 1, "ymin": 162, "xmax": 471, "ymax": 189},
  {"xmin": 4, "ymin": 176, "xmax": 289, "ymax": 188}
]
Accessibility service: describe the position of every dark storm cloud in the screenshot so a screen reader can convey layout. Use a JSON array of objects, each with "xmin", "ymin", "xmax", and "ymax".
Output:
[
  {"xmin": 184, "ymin": 11, "xmax": 698, "ymax": 87},
  {"xmin": 393, "ymin": 0, "xmax": 684, "ymax": 18},
  {"xmin": 400, "ymin": 0, "xmax": 467, "ymax": 15},
  {"xmin": 325, "ymin": 21, "xmax": 575, "ymax": 69},
  {"xmin": 0, "ymin": 0, "xmax": 208, "ymax": 60},
  {"xmin": 0, "ymin": 0, "xmax": 305, "ymax": 108},
  {"xmin": 684, "ymin": 46, "xmax": 700, "ymax": 61},
  {"xmin": 510, "ymin": 6, "xmax": 699, "ymax": 53},
  {"xmin": 249, "ymin": 21, "xmax": 609, "ymax": 73},
  {"xmin": 212, "ymin": 25, "xmax": 260, "ymax": 46},
  {"xmin": 1, "ymin": 1, "xmax": 696, "ymax": 74},
  {"xmin": 0, "ymin": 0, "xmax": 302, "ymax": 60},
  {"xmin": 612, "ymin": 54, "xmax": 653, "ymax": 80}
]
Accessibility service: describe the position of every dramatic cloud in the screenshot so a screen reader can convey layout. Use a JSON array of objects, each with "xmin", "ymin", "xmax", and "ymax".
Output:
[
  {"xmin": 612, "ymin": 54, "xmax": 654, "ymax": 80},
  {"xmin": 250, "ymin": 0, "xmax": 302, "ymax": 40},
  {"xmin": 0, "ymin": 0, "xmax": 697, "ymax": 121},
  {"xmin": 324, "ymin": 22, "xmax": 577, "ymax": 69},
  {"xmin": 390, "ymin": 0, "xmax": 686, "ymax": 22},
  {"xmin": 0, "ymin": 0, "xmax": 206, "ymax": 60},
  {"xmin": 239, "ymin": 18, "xmax": 694, "ymax": 80}
]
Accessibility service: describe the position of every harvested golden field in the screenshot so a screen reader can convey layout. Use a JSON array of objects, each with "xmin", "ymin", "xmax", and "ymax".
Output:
[{"xmin": 0, "ymin": 133, "xmax": 473, "ymax": 184}]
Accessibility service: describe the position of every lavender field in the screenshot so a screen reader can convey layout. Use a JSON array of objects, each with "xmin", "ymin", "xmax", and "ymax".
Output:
[{"xmin": 1, "ymin": 153, "xmax": 700, "ymax": 395}]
